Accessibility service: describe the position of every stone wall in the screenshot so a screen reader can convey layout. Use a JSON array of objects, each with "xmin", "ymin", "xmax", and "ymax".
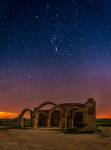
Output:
[{"xmin": 18, "ymin": 98, "xmax": 96, "ymax": 131}]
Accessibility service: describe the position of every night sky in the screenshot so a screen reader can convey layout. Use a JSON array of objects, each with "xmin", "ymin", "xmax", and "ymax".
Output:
[{"xmin": 0, "ymin": 0, "xmax": 111, "ymax": 118}]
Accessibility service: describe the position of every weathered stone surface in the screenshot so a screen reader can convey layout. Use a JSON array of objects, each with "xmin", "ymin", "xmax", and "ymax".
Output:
[{"xmin": 18, "ymin": 98, "xmax": 96, "ymax": 131}]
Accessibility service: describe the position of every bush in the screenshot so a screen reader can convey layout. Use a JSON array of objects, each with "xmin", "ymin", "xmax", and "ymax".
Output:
[
  {"xmin": 96, "ymin": 119, "xmax": 111, "ymax": 127},
  {"xmin": 62, "ymin": 128, "xmax": 77, "ymax": 134},
  {"xmin": 95, "ymin": 127, "xmax": 103, "ymax": 133}
]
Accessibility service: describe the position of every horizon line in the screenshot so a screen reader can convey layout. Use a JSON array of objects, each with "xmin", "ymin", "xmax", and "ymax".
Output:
[{"xmin": 0, "ymin": 111, "xmax": 111, "ymax": 119}]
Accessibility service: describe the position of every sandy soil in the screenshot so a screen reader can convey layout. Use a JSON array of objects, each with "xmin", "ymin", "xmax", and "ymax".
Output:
[{"xmin": 0, "ymin": 128, "xmax": 111, "ymax": 150}]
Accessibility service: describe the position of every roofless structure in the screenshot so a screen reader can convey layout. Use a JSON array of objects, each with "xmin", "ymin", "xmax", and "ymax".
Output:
[{"xmin": 18, "ymin": 98, "xmax": 96, "ymax": 131}]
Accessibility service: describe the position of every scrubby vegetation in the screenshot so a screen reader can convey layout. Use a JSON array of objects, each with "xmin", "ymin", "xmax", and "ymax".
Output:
[
  {"xmin": 0, "ymin": 118, "xmax": 32, "ymax": 130},
  {"xmin": 96, "ymin": 119, "xmax": 111, "ymax": 127},
  {"xmin": 62, "ymin": 128, "xmax": 77, "ymax": 134}
]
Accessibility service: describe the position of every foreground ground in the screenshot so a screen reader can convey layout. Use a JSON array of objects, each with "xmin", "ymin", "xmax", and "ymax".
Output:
[{"xmin": 0, "ymin": 127, "xmax": 111, "ymax": 150}]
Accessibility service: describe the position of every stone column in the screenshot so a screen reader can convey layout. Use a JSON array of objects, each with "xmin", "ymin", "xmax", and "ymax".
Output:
[
  {"xmin": 36, "ymin": 117, "xmax": 39, "ymax": 128},
  {"xmin": 60, "ymin": 117, "xmax": 66, "ymax": 129},
  {"xmin": 71, "ymin": 119, "xmax": 73, "ymax": 128},
  {"xmin": 19, "ymin": 116, "xmax": 24, "ymax": 128},
  {"xmin": 33, "ymin": 109, "xmax": 39, "ymax": 128},
  {"xmin": 32, "ymin": 116, "xmax": 38, "ymax": 128},
  {"xmin": 83, "ymin": 111, "xmax": 87, "ymax": 127},
  {"xmin": 65, "ymin": 118, "xmax": 67, "ymax": 128},
  {"xmin": 85, "ymin": 98, "xmax": 96, "ymax": 130},
  {"xmin": 48, "ymin": 117, "xmax": 51, "ymax": 128}
]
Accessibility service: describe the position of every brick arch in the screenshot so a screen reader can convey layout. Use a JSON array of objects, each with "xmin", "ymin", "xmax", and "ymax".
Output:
[{"xmin": 37, "ymin": 101, "xmax": 57, "ymax": 110}]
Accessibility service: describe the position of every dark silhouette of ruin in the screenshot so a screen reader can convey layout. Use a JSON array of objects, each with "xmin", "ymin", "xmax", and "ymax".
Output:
[{"xmin": 18, "ymin": 98, "xmax": 96, "ymax": 131}]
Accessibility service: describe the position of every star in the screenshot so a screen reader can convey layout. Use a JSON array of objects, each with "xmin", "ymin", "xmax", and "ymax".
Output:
[
  {"xmin": 46, "ymin": 4, "xmax": 50, "ymax": 10},
  {"xmin": 0, "ymin": 0, "xmax": 111, "ymax": 119},
  {"xmin": 27, "ymin": 75, "xmax": 32, "ymax": 79},
  {"xmin": 24, "ymin": 74, "xmax": 32, "ymax": 80},
  {"xmin": 35, "ymin": 15, "xmax": 39, "ymax": 19},
  {"xmin": 55, "ymin": 46, "xmax": 58, "ymax": 52}
]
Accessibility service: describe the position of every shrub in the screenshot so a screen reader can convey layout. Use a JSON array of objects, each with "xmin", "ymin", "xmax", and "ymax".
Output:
[{"xmin": 62, "ymin": 128, "xmax": 77, "ymax": 134}]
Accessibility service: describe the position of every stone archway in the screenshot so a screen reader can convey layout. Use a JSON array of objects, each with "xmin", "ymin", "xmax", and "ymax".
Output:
[
  {"xmin": 37, "ymin": 101, "xmax": 57, "ymax": 128},
  {"xmin": 73, "ymin": 111, "xmax": 84, "ymax": 128},
  {"xmin": 19, "ymin": 109, "xmax": 32, "ymax": 128},
  {"xmin": 50, "ymin": 110, "xmax": 60, "ymax": 127},
  {"xmin": 18, "ymin": 99, "xmax": 96, "ymax": 130},
  {"xmin": 65, "ymin": 107, "xmax": 84, "ymax": 128},
  {"xmin": 38, "ymin": 112, "xmax": 47, "ymax": 127},
  {"xmin": 37, "ymin": 101, "xmax": 57, "ymax": 110}
]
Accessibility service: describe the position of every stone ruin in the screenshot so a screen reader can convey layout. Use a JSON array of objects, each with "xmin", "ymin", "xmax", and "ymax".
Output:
[{"xmin": 18, "ymin": 98, "xmax": 96, "ymax": 131}]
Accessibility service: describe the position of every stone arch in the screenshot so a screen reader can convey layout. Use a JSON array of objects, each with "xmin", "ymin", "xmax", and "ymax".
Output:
[
  {"xmin": 65, "ymin": 107, "xmax": 83, "ymax": 128},
  {"xmin": 37, "ymin": 101, "xmax": 57, "ymax": 110},
  {"xmin": 21, "ymin": 109, "xmax": 32, "ymax": 116},
  {"xmin": 33, "ymin": 102, "xmax": 57, "ymax": 128},
  {"xmin": 19, "ymin": 109, "xmax": 32, "ymax": 128},
  {"xmin": 50, "ymin": 109, "xmax": 60, "ymax": 127},
  {"xmin": 72, "ymin": 111, "xmax": 84, "ymax": 128},
  {"xmin": 38, "ymin": 112, "xmax": 48, "ymax": 127}
]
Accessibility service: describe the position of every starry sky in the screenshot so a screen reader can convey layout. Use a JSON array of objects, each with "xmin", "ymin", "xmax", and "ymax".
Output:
[{"xmin": 0, "ymin": 0, "xmax": 111, "ymax": 118}]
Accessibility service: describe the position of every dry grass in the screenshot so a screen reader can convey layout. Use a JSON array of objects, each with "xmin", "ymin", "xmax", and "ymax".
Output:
[{"xmin": 0, "ymin": 127, "xmax": 111, "ymax": 150}]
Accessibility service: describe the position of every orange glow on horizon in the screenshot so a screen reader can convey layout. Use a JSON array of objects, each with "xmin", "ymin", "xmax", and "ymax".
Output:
[
  {"xmin": 0, "ymin": 111, "xmax": 111, "ymax": 119},
  {"xmin": 96, "ymin": 114, "xmax": 111, "ymax": 119},
  {"xmin": 0, "ymin": 112, "xmax": 18, "ymax": 119}
]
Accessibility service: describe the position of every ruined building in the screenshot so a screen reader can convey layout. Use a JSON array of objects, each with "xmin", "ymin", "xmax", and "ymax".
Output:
[{"xmin": 18, "ymin": 98, "xmax": 96, "ymax": 131}]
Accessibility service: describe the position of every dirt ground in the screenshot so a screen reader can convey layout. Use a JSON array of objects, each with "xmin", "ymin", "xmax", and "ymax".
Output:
[{"xmin": 0, "ymin": 128, "xmax": 111, "ymax": 150}]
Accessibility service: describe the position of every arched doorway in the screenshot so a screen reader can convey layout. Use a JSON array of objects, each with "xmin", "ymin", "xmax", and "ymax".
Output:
[
  {"xmin": 73, "ymin": 111, "xmax": 84, "ymax": 128},
  {"xmin": 20, "ymin": 109, "xmax": 32, "ymax": 128},
  {"xmin": 50, "ymin": 110, "xmax": 60, "ymax": 127},
  {"xmin": 37, "ymin": 101, "xmax": 57, "ymax": 128},
  {"xmin": 39, "ymin": 112, "xmax": 47, "ymax": 127}
]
